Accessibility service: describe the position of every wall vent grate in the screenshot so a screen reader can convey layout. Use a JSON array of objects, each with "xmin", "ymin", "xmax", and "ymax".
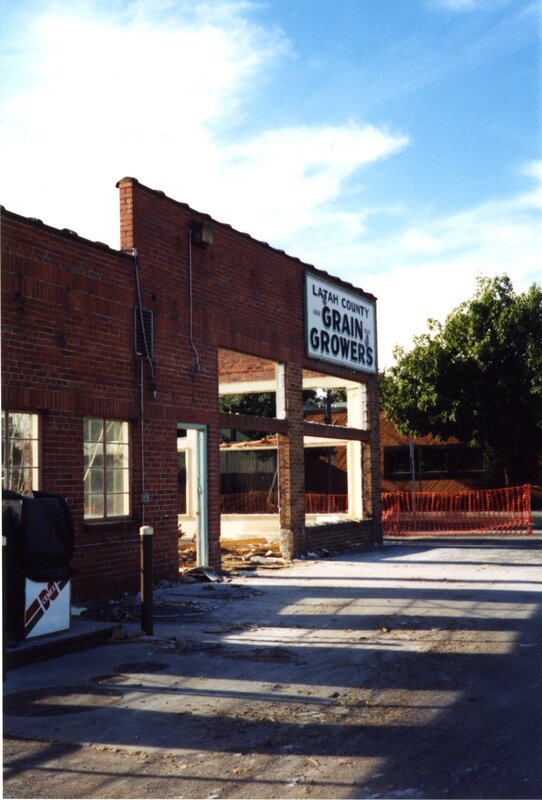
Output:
[{"xmin": 134, "ymin": 308, "xmax": 154, "ymax": 358}]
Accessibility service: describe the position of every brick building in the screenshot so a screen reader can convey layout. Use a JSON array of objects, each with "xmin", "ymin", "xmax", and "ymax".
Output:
[{"xmin": 2, "ymin": 178, "xmax": 381, "ymax": 601}]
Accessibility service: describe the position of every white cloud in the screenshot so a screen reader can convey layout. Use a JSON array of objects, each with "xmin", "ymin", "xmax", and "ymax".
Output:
[
  {"xmin": 212, "ymin": 124, "xmax": 408, "ymax": 240},
  {"xmin": 428, "ymin": 0, "xmax": 518, "ymax": 13},
  {"xmin": 358, "ymin": 165, "xmax": 542, "ymax": 368},
  {"xmin": 435, "ymin": 0, "xmax": 478, "ymax": 9},
  {"xmin": 0, "ymin": 0, "xmax": 406, "ymax": 249},
  {"xmin": 1, "ymin": 1, "xmax": 291, "ymax": 243}
]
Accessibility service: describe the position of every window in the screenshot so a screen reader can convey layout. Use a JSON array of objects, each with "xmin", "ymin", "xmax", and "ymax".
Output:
[
  {"xmin": 384, "ymin": 445, "xmax": 485, "ymax": 480},
  {"xmin": 84, "ymin": 418, "xmax": 130, "ymax": 519},
  {"xmin": 1, "ymin": 411, "xmax": 40, "ymax": 494}
]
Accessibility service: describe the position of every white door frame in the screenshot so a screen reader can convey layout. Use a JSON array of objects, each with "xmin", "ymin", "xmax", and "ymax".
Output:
[{"xmin": 177, "ymin": 423, "xmax": 209, "ymax": 567}]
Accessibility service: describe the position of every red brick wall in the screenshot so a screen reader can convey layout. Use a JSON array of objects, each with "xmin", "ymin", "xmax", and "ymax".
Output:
[
  {"xmin": 2, "ymin": 180, "xmax": 381, "ymax": 600},
  {"xmin": 305, "ymin": 520, "xmax": 375, "ymax": 552},
  {"xmin": 218, "ymin": 350, "xmax": 276, "ymax": 383},
  {"xmin": 1, "ymin": 212, "xmax": 164, "ymax": 600}
]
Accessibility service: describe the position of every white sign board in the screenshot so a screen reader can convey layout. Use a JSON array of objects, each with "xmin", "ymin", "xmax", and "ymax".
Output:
[
  {"xmin": 25, "ymin": 578, "xmax": 71, "ymax": 639},
  {"xmin": 305, "ymin": 273, "xmax": 377, "ymax": 374}
]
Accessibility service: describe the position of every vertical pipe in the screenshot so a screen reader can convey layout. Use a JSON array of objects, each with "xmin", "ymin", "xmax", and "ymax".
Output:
[{"xmin": 140, "ymin": 359, "xmax": 145, "ymax": 525}]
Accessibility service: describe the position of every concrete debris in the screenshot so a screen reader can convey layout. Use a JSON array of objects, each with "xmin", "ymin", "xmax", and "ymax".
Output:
[{"xmin": 249, "ymin": 555, "xmax": 285, "ymax": 565}]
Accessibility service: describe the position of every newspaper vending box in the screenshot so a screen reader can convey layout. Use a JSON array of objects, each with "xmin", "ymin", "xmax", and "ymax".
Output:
[{"xmin": 3, "ymin": 491, "xmax": 75, "ymax": 643}]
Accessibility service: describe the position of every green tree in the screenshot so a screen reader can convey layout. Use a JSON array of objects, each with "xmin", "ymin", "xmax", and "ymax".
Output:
[
  {"xmin": 380, "ymin": 275, "xmax": 542, "ymax": 486},
  {"xmin": 219, "ymin": 392, "xmax": 276, "ymax": 418}
]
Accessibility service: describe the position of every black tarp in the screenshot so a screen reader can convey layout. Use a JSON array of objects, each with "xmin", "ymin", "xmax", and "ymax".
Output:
[
  {"xmin": 2, "ymin": 490, "xmax": 75, "ymax": 631},
  {"xmin": 22, "ymin": 492, "xmax": 75, "ymax": 582},
  {"xmin": 3, "ymin": 492, "xmax": 25, "ymax": 642},
  {"xmin": 3, "ymin": 491, "xmax": 75, "ymax": 642}
]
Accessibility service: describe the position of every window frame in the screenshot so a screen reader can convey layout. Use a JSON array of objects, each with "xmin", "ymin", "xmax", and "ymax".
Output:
[
  {"xmin": 1, "ymin": 410, "xmax": 41, "ymax": 495},
  {"xmin": 84, "ymin": 417, "xmax": 131, "ymax": 521}
]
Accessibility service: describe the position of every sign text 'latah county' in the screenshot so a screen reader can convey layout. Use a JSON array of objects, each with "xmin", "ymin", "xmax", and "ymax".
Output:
[{"xmin": 305, "ymin": 273, "xmax": 377, "ymax": 374}]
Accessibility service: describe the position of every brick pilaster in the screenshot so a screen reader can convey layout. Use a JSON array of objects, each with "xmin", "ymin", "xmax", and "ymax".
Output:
[{"xmin": 278, "ymin": 361, "xmax": 305, "ymax": 558}]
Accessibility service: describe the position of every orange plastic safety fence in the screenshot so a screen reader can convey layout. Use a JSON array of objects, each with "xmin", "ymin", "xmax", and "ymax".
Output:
[
  {"xmin": 382, "ymin": 485, "xmax": 532, "ymax": 537},
  {"xmin": 305, "ymin": 494, "xmax": 348, "ymax": 514},
  {"xmin": 220, "ymin": 491, "xmax": 279, "ymax": 514},
  {"xmin": 220, "ymin": 492, "xmax": 348, "ymax": 515}
]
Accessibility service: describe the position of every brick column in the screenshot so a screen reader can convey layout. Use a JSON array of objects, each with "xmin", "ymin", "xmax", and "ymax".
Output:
[
  {"xmin": 365, "ymin": 376, "xmax": 382, "ymax": 543},
  {"xmin": 117, "ymin": 176, "xmax": 136, "ymax": 251},
  {"xmin": 277, "ymin": 362, "xmax": 305, "ymax": 558},
  {"xmin": 346, "ymin": 385, "xmax": 366, "ymax": 519}
]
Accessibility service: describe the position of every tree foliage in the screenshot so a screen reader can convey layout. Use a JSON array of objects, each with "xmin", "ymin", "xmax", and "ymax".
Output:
[
  {"xmin": 380, "ymin": 275, "xmax": 542, "ymax": 486},
  {"xmin": 219, "ymin": 392, "xmax": 276, "ymax": 418}
]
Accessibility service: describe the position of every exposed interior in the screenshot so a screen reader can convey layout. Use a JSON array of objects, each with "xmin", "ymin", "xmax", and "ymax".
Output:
[{"xmin": 178, "ymin": 349, "xmax": 370, "ymax": 570}]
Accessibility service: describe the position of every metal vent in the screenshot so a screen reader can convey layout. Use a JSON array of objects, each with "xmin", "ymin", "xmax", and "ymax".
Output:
[{"xmin": 134, "ymin": 308, "xmax": 154, "ymax": 358}]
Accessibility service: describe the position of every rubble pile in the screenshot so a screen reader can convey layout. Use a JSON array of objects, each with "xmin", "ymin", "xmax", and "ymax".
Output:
[
  {"xmin": 221, "ymin": 539, "xmax": 283, "ymax": 572},
  {"xmin": 179, "ymin": 537, "xmax": 285, "ymax": 574},
  {"xmin": 179, "ymin": 536, "xmax": 355, "ymax": 575}
]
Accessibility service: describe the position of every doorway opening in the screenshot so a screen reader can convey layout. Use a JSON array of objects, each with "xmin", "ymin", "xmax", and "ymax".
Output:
[{"xmin": 177, "ymin": 423, "xmax": 208, "ymax": 572}]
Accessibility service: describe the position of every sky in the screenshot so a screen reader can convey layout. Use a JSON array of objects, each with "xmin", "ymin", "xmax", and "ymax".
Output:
[{"xmin": 1, "ymin": 0, "xmax": 540, "ymax": 367}]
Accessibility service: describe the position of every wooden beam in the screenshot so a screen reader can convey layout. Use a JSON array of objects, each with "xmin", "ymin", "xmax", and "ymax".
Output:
[
  {"xmin": 219, "ymin": 412, "xmax": 289, "ymax": 434},
  {"xmin": 219, "ymin": 414, "xmax": 368, "ymax": 441},
  {"xmin": 303, "ymin": 421, "xmax": 369, "ymax": 442}
]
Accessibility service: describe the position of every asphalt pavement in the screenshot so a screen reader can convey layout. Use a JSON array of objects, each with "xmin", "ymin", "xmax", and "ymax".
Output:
[{"xmin": 3, "ymin": 538, "xmax": 542, "ymax": 799}]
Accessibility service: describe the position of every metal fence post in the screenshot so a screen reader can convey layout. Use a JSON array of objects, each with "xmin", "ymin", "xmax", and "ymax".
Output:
[{"xmin": 140, "ymin": 525, "xmax": 153, "ymax": 635}]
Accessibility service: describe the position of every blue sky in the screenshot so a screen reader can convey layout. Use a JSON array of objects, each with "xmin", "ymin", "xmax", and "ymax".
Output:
[{"xmin": 1, "ymin": 0, "xmax": 540, "ymax": 366}]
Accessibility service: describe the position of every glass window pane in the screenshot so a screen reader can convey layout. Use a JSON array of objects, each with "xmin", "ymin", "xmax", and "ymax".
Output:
[
  {"xmin": 4, "ymin": 413, "xmax": 39, "ymax": 494},
  {"xmin": 421, "ymin": 448, "xmax": 447, "ymax": 473},
  {"xmin": 84, "ymin": 418, "xmax": 104, "ymax": 443},
  {"xmin": 105, "ymin": 420, "xmax": 128, "ymax": 444},
  {"xmin": 84, "ymin": 442, "xmax": 104, "ymax": 468},
  {"xmin": 89, "ymin": 469, "xmax": 104, "ymax": 493},
  {"xmin": 85, "ymin": 493, "xmax": 104, "ymax": 518},
  {"xmin": 9, "ymin": 413, "xmax": 33, "ymax": 439},
  {"xmin": 107, "ymin": 493, "xmax": 129, "ymax": 517},
  {"xmin": 386, "ymin": 448, "xmax": 410, "ymax": 475},
  {"xmin": 8, "ymin": 439, "xmax": 37, "ymax": 468},
  {"xmin": 106, "ymin": 469, "xmax": 129, "ymax": 493},
  {"xmin": 7, "ymin": 467, "xmax": 34, "ymax": 495},
  {"xmin": 105, "ymin": 443, "xmax": 129, "ymax": 468}
]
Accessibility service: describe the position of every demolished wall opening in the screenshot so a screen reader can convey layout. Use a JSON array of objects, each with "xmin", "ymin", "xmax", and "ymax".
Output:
[{"xmin": 215, "ymin": 352, "xmax": 370, "ymax": 551}]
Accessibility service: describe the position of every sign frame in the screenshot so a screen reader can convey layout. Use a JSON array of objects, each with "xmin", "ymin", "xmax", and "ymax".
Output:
[{"xmin": 304, "ymin": 272, "xmax": 377, "ymax": 374}]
